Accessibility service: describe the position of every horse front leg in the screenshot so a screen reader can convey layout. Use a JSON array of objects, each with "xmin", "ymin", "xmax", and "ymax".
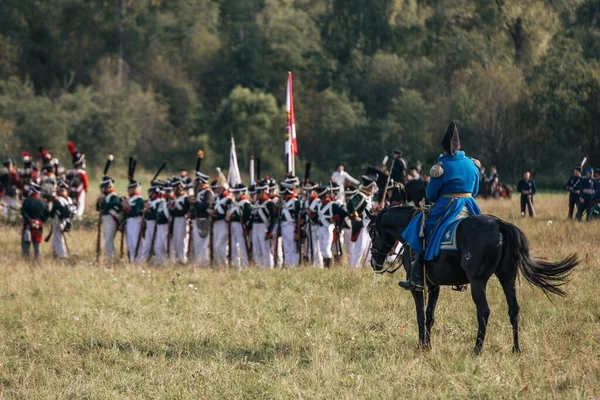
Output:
[
  {"xmin": 470, "ymin": 281, "xmax": 490, "ymax": 355},
  {"xmin": 411, "ymin": 290, "xmax": 427, "ymax": 350},
  {"xmin": 424, "ymin": 284, "xmax": 441, "ymax": 349}
]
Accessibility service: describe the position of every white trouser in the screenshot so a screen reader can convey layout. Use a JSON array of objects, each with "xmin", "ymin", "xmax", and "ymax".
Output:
[
  {"xmin": 2, "ymin": 195, "xmax": 16, "ymax": 217},
  {"xmin": 274, "ymin": 235, "xmax": 283, "ymax": 267},
  {"xmin": 350, "ymin": 219, "xmax": 371, "ymax": 269},
  {"xmin": 171, "ymin": 217, "xmax": 188, "ymax": 264},
  {"xmin": 75, "ymin": 191, "xmax": 86, "ymax": 219},
  {"xmin": 213, "ymin": 220, "xmax": 229, "ymax": 266},
  {"xmin": 319, "ymin": 224, "xmax": 334, "ymax": 260},
  {"xmin": 344, "ymin": 228, "xmax": 354, "ymax": 264},
  {"xmin": 51, "ymin": 217, "xmax": 67, "ymax": 258},
  {"xmin": 102, "ymin": 215, "xmax": 118, "ymax": 259},
  {"xmin": 281, "ymin": 222, "xmax": 298, "ymax": 266},
  {"xmin": 386, "ymin": 241, "xmax": 403, "ymax": 264},
  {"xmin": 136, "ymin": 220, "xmax": 156, "ymax": 264},
  {"xmin": 154, "ymin": 223, "xmax": 169, "ymax": 265},
  {"xmin": 231, "ymin": 221, "xmax": 249, "ymax": 268},
  {"xmin": 192, "ymin": 218, "xmax": 210, "ymax": 266},
  {"xmin": 307, "ymin": 224, "xmax": 323, "ymax": 267},
  {"xmin": 252, "ymin": 222, "xmax": 273, "ymax": 269},
  {"xmin": 126, "ymin": 217, "xmax": 142, "ymax": 263}
]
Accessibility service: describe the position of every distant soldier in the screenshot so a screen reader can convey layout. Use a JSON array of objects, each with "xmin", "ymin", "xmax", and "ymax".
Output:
[
  {"xmin": 279, "ymin": 182, "xmax": 300, "ymax": 267},
  {"xmin": 330, "ymin": 164, "xmax": 359, "ymax": 201},
  {"xmin": 390, "ymin": 149, "xmax": 408, "ymax": 183},
  {"xmin": 576, "ymin": 168, "xmax": 597, "ymax": 222},
  {"xmin": 153, "ymin": 182, "xmax": 170, "ymax": 265},
  {"xmin": 251, "ymin": 179, "xmax": 276, "ymax": 269},
  {"xmin": 39, "ymin": 148, "xmax": 59, "ymax": 202},
  {"xmin": 122, "ymin": 180, "xmax": 144, "ymax": 262},
  {"xmin": 229, "ymin": 184, "xmax": 252, "ymax": 268},
  {"xmin": 343, "ymin": 184, "xmax": 359, "ymax": 263},
  {"xmin": 517, "ymin": 171, "xmax": 536, "ymax": 217},
  {"xmin": 17, "ymin": 152, "xmax": 38, "ymax": 200},
  {"xmin": 66, "ymin": 142, "xmax": 89, "ymax": 219},
  {"xmin": 21, "ymin": 183, "xmax": 49, "ymax": 260},
  {"xmin": 349, "ymin": 175, "xmax": 377, "ymax": 268},
  {"xmin": 316, "ymin": 185, "xmax": 348, "ymax": 268},
  {"xmin": 211, "ymin": 178, "xmax": 232, "ymax": 266},
  {"xmin": 0, "ymin": 158, "xmax": 19, "ymax": 217},
  {"xmin": 268, "ymin": 178, "xmax": 284, "ymax": 267},
  {"xmin": 170, "ymin": 179, "xmax": 190, "ymax": 264},
  {"xmin": 97, "ymin": 175, "xmax": 122, "ymax": 260},
  {"xmin": 566, "ymin": 166, "xmax": 582, "ymax": 219},
  {"xmin": 192, "ymin": 172, "xmax": 213, "ymax": 266},
  {"xmin": 49, "ymin": 180, "xmax": 74, "ymax": 258},
  {"xmin": 136, "ymin": 182, "xmax": 160, "ymax": 264},
  {"xmin": 304, "ymin": 181, "xmax": 323, "ymax": 267}
]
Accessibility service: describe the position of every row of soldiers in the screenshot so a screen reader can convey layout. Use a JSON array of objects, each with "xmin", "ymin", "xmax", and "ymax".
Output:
[
  {"xmin": 1, "ymin": 143, "xmax": 89, "ymax": 218},
  {"xmin": 566, "ymin": 166, "xmax": 600, "ymax": 221},
  {"xmin": 94, "ymin": 155, "xmax": 391, "ymax": 269}
]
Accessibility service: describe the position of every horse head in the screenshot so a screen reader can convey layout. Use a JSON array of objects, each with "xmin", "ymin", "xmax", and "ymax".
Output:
[{"xmin": 367, "ymin": 209, "xmax": 396, "ymax": 272}]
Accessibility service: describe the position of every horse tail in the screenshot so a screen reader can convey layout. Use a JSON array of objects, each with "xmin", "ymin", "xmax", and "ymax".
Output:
[{"xmin": 499, "ymin": 221, "xmax": 579, "ymax": 297}]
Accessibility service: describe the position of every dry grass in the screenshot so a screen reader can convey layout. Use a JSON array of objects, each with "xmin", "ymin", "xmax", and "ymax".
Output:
[{"xmin": 0, "ymin": 194, "xmax": 598, "ymax": 398}]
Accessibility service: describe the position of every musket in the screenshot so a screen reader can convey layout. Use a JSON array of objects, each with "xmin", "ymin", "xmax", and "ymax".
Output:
[
  {"xmin": 379, "ymin": 157, "xmax": 396, "ymax": 209},
  {"xmin": 119, "ymin": 217, "xmax": 126, "ymax": 259},
  {"xmin": 209, "ymin": 216, "xmax": 214, "ymax": 264},
  {"xmin": 44, "ymin": 223, "xmax": 53, "ymax": 242},
  {"xmin": 134, "ymin": 207, "xmax": 147, "ymax": 260},
  {"xmin": 0, "ymin": 202, "xmax": 19, "ymax": 212},
  {"xmin": 147, "ymin": 213, "xmax": 159, "ymax": 262},
  {"xmin": 301, "ymin": 162, "xmax": 312, "ymax": 264},
  {"xmin": 228, "ymin": 215, "xmax": 232, "ymax": 265},
  {"xmin": 152, "ymin": 162, "xmax": 167, "ymax": 183}
]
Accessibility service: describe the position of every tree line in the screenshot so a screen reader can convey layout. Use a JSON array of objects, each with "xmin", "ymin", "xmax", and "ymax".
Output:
[{"xmin": 1, "ymin": 0, "xmax": 600, "ymax": 186}]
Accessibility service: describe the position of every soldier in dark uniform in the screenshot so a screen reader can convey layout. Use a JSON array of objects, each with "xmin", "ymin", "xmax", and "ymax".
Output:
[
  {"xmin": 21, "ymin": 182, "xmax": 50, "ymax": 260},
  {"xmin": 192, "ymin": 172, "xmax": 213, "ymax": 266},
  {"xmin": 252, "ymin": 179, "xmax": 277, "ymax": 269},
  {"xmin": 390, "ymin": 149, "xmax": 408, "ymax": 183},
  {"xmin": 576, "ymin": 168, "xmax": 596, "ymax": 222},
  {"xmin": 517, "ymin": 171, "xmax": 536, "ymax": 217},
  {"xmin": 566, "ymin": 166, "xmax": 582, "ymax": 219}
]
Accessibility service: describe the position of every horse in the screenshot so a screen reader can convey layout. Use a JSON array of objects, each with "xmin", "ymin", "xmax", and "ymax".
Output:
[
  {"xmin": 404, "ymin": 179, "xmax": 426, "ymax": 206},
  {"xmin": 367, "ymin": 206, "xmax": 579, "ymax": 354}
]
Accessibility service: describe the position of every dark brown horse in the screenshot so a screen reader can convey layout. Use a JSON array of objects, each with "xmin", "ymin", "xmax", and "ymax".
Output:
[{"xmin": 368, "ymin": 206, "xmax": 579, "ymax": 354}]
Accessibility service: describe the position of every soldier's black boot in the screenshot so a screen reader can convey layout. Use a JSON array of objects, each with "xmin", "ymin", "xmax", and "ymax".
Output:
[
  {"xmin": 398, "ymin": 254, "xmax": 425, "ymax": 291},
  {"xmin": 324, "ymin": 258, "xmax": 332, "ymax": 268}
]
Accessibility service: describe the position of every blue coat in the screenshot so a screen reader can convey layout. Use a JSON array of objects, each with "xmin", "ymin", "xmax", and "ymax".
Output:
[
  {"xmin": 577, "ymin": 177, "xmax": 596, "ymax": 202},
  {"xmin": 402, "ymin": 151, "xmax": 481, "ymax": 260}
]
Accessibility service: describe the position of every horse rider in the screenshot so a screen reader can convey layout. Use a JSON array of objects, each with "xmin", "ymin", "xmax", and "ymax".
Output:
[{"xmin": 399, "ymin": 121, "xmax": 481, "ymax": 291}]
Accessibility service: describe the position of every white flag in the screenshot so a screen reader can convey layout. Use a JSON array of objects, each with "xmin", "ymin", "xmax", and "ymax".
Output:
[{"xmin": 227, "ymin": 137, "xmax": 242, "ymax": 187}]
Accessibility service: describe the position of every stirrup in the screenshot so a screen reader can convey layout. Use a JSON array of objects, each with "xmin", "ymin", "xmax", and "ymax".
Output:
[
  {"xmin": 452, "ymin": 284, "xmax": 468, "ymax": 292},
  {"xmin": 398, "ymin": 280, "xmax": 424, "ymax": 292}
]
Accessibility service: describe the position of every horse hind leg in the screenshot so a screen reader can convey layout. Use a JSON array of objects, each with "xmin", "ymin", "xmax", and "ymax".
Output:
[
  {"xmin": 498, "ymin": 276, "xmax": 521, "ymax": 353},
  {"xmin": 470, "ymin": 281, "xmax": 490, "ymax": 355}
]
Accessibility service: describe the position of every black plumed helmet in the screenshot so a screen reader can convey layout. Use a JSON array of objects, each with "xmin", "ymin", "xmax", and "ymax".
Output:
[{"xmin": 441, "ymin": 121, "xmax": 460, "ymax": 156}]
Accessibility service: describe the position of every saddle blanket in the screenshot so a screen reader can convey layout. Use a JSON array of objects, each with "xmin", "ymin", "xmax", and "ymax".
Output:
[{"xmin": 439, "ymin": 218, "xmax": 463, "ymax": 252}]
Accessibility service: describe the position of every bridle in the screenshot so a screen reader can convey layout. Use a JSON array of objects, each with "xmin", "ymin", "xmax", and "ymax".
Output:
[{"xmin": 369, "ymin": 221, "xmax": 404, "ymax": 274}]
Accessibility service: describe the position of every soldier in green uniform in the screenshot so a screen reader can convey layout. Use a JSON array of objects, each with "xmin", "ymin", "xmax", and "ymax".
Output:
[
  {"xmin": 97, "ymin": 175, "xmax": 122, "ymax": 260},
  {"xmin": 229, "ymin": 183, "xmax": 253, "ymax": 268},
  {"xmin": 122, "ymin": 179, "xmax": 145, "ymax": 262},
  {"xmin": 137, "ymin": 182, "xmax": 160, "ymax": 264}
]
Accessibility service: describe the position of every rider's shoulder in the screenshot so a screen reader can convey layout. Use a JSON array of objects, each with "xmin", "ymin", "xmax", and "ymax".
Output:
[
  {"xmin": 469, "ymin": 157, "xmax": 482, "ymax": 169},
  {"xmin": 430, "ymin": 163, "xmax": 444, "ymax": 178}
]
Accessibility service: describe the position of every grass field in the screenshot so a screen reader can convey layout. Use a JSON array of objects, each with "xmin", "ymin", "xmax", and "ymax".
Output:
[{"xmin": 0, "ymin": 194, "xmax": 598, "ymax": 398}]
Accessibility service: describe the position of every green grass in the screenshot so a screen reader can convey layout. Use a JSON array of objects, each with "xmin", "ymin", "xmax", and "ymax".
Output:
[{"xmin": 0, "ymin": 195, "xmax": 598, "ymax": 398}]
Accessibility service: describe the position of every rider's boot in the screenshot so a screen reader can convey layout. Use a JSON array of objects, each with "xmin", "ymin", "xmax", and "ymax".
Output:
[{"xmin": 398, "ymin": 254, "xmax": 425, "ymax": 291}]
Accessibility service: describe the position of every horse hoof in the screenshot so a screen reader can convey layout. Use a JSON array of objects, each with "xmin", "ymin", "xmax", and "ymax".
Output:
[
  {"xmin": 473, "ymin": 347, "xmax": 483, "ymax": 356},
  {"xmin": 418, "ymin": 342, "xmax": 431, "ymax": 351},
  {"xmin": 512, "ymin": 346, "xmax": 522, "ymax": 354}
]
